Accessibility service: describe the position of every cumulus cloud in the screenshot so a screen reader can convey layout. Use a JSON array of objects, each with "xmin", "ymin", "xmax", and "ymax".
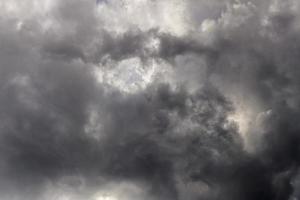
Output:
[{"xmin": 1, "ymin": 0, "xmax": 300, "ymax": 199}]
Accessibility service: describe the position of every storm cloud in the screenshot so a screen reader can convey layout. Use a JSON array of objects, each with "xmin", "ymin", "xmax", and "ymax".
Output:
[{"xmin": 1, "ymin": 0, "xmax": 300, "ymax": 199}]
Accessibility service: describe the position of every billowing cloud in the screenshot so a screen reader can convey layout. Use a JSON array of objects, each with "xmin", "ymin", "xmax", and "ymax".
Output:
[{"xmin": 1, "ymin": 0, "xmax": 300, "ymax": 199}]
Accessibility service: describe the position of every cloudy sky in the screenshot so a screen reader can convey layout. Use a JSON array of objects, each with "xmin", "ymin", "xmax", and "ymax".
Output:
[{"xmin": 1, "ymin": 0, "xmax": 300, "ymax": 199}]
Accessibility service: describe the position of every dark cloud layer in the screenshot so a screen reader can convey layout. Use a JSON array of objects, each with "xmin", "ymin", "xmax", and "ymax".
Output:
[{"xmin": 1, "ymin": 0, "xmax": 300, "ymax": 199}]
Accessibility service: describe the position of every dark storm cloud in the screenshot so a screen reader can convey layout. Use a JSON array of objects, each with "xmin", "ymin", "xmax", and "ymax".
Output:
[
  {"xmin": 182, "ymin": 1, "xmax": 300, "ymax": 199},
  {"xmin": 0, "ymin": 69, "xmax": 242, "ymax": 199},
  {"xmin": 2, "ymin": 0, "xmax": 300, "ymax": 200},
  {"xmin": 42, "ymin": 28, "xmax": 218, "ymax": 66}
]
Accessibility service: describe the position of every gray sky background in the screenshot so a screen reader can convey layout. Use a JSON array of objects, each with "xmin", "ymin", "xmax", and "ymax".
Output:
[{"xmin": 1, "ymin": 0, "xmax": 300, "ymax": 199}]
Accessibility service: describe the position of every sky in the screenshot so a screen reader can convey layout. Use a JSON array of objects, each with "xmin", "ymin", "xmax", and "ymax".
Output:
[{"xmin": 1, "ymin": 0, "xmax": 300, "ymax": 199}]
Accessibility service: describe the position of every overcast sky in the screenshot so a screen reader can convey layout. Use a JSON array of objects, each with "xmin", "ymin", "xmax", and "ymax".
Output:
[{"xmin": 1, "ymin": 0, "xmax": 300, "ymax": 199}]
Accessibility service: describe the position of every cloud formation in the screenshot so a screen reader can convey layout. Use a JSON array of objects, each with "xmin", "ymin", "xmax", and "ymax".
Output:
[{"xmin": 1, "ymin": 0, "xmax": 300, "ymax": 199}]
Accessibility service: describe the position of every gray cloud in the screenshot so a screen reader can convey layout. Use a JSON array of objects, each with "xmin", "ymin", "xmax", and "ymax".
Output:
[{"xmin": 1, "ymin": 0, "xmax": 300, "ymax": 199}]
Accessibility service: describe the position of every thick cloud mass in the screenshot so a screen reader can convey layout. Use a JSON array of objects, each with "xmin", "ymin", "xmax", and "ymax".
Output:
[{"xmin": 1, "ymin": 0, "xmax": 300, "ymax": 199}]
